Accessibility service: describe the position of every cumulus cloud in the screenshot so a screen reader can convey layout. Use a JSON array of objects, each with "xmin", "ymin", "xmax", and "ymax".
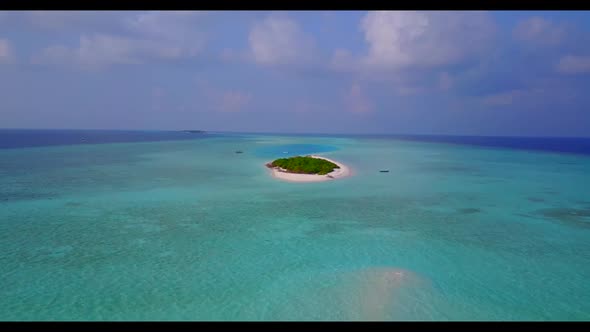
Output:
[
  {"xmin": 248, "ymin": 14, "xmax": 315, "ymax": 66},
  {"xmin": 0, "ymin": 38, "xmax": 14, "ymax": 63},
  {"xmin": 556, "ymin": 55, "xmax": 590, "ymax": 75},
  {"xmin": 31, "ymin": 11, "xmax": 206, "ymax": 69},
  {"xmin": 33, "ymin": 34, "xmax": 187, "ymax": 69},
  {"xmin": 358, "ymin": 11, "xmax": 496, "ymax": 70},
  {"xmin": 124, "ymin": 11, "xmax": 205, "ymax": 52},
  {"xmin": 513, "ymin": 16, "xmax": 565, "ymax": 46},
  {"xmin": 328, "ymin": 11, "xmax": 496, "ymax": 96}
]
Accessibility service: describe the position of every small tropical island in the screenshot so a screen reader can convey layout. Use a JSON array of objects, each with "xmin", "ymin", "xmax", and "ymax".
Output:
[
  {"xmin": 268, "ymin": 156, "xmax": 339, "ymax": 175},
  {"xmin": 266, "ymin": 155, "xmax": 351, "ymax": 182}
]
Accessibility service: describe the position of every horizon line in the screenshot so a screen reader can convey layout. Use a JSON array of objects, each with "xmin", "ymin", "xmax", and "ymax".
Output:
[{"xmin": 1, "ymin": 127, "xmax": 589, "ymax": 139}]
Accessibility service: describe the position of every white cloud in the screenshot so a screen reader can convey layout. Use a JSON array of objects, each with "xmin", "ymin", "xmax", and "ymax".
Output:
[
  {"xmin": 556, "ymin": 55, "xmax": 590, "ymax": 75},
  {"xmin": 33, "ymin": 34, "xmax": 186, "ymax": 69},
  {"xmin": 124, "ymin": 11, "xmax": 205, "ymax": 54},
  {"xmin": 359, "ymin": 11, "xmax": 496, "ymax": 70},
  {"xmin": 329, "ymin": 11, "xmax": 495, "ymax": 96},
  {"xmin": 0, "ymin": 38, "xmax": 14, "ymax": 63},
  {"xmin": 248, "ymin": 15, "xmax": 315, "ymax": 66},
  {"xmin": 513, "ymin": 16, "xmax": 565, "ymax": 46},
  {"xmin": 32, "ymin": 11, "xmax": 206, "ymax": 69}
]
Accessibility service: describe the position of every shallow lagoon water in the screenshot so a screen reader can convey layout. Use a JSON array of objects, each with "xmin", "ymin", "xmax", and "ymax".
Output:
[{"xmin": 1, "ymin": 133, "xmax": 589, "ymax": 320}]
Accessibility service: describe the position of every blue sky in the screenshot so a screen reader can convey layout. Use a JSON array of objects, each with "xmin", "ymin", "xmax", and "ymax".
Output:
[{"xmin": 1, "ymin": 11, "xmax": 590, "ymax": 136}]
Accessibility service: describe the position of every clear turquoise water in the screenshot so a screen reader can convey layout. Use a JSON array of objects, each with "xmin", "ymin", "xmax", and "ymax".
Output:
[{"xmin": 1, "ymin": 134, "xmax": 589, "ymax": 320}]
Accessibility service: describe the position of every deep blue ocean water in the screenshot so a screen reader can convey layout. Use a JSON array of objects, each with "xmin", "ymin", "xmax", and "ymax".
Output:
[
  {"xmin": 0, "ymin": 129, "xmax": 210, "ymax": 149},
  {"xmin": 3, "ymin": 129, "xmax": 590, "ymax": 157},
  {"xmin": 387, "ymin": 135, "xmax": 590, "ymax": 156},
  {"xmin": 1, "ymin": 129, "xmax": 589, "ymax": 320},
  {"xmin": 191, "ymin": 131, "xmax": 590, "ymax": 156}
]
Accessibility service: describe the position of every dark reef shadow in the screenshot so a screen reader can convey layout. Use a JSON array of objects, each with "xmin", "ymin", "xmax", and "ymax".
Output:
[
  {"xmin": 527, "ymin": 197, "xmax": 545, "ymax": 203},
  {"xmin": 535, "ymin": 207, "xmax": 590, "ymax": 229},
  {"xmin": 0, "ymin": 192, "xmax": 55, "ymax": 203},
  {"xmin": 456, "ymin": 208, "xmax": 482, "ymax": 214}
]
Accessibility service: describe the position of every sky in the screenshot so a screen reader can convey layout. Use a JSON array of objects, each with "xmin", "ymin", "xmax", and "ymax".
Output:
[{"xmin": 1, "ymin": 10, "xmax": 590, "ymax": 136}]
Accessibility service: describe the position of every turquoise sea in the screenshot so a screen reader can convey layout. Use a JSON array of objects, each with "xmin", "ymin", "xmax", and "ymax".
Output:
[{"xmin": 1, "ymin": 131, "xmax": 589, "ymax": 320}]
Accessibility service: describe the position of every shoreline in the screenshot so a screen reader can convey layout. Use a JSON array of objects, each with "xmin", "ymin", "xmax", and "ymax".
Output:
[{"xmin": 266, "ymin": 155, "xmax": 351, "ymax": 183}]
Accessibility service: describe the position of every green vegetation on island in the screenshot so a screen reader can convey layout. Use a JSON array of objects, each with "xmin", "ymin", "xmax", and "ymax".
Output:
[{"xmin": 267, "ymin": 156, "xmax": 339, "ymax": 175}]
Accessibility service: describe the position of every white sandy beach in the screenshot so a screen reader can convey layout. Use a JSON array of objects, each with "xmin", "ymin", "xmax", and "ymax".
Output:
[{"xmin": 267, "ymin": 155, "xmax": 351, "ymax": 183}]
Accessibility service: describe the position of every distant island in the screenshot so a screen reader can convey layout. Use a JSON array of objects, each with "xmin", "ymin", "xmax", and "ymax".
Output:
[
  {"xmin": 266, "ymin": 155, "xmax": 351, "ymax": 182},
  {"xmin": 182, "ymin": 130, "xmax": 206, "ymax": 134}
]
